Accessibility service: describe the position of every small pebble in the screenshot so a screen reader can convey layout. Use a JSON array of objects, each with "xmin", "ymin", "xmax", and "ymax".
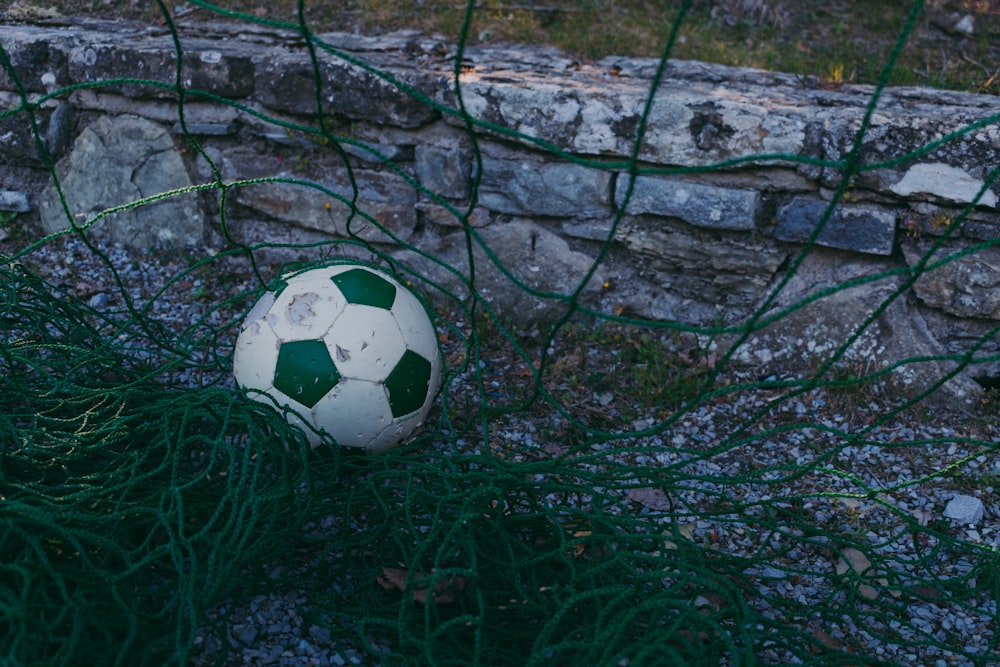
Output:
[{"xmin": 944, "ymin": 494, "xmax": 985, "ymax": 525}]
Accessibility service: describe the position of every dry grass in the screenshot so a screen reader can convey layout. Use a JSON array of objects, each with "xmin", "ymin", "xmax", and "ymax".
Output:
[{"xmin": 6, "ymin": 0, "xmax": 1000, "ymax": 92}]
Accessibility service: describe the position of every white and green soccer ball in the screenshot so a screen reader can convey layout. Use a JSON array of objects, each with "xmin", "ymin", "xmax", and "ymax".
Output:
[{"xmin": 233, "ymin": 263, "xmax": 442, "ymax": 453}]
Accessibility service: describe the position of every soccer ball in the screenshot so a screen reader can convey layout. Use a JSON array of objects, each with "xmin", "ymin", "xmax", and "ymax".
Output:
[{"xmin": 233, "ymin": 263, "xmax": 442, "ymax": 453}]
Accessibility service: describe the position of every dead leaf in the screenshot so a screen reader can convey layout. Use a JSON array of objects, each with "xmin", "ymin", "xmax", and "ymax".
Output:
[
  {"xmin": 543, "ymin": 442, "xmax": 569, "ymax": 457},
  {"xmin": 834, "ymin": 547, "xmax": 878, "ymax": 600},
  {"xmin": 563, "ymin": 518, "xmax": 592, "ymax": 558},
  {"xmin": 627, "ymin": 487, "xmax": 672, "ymax": 511},
  {"xmin": 810, "ymin": 627, "xmax": 842, "ymax": 652},
  {"xmin": 839, "ymin": 497, "xmax": 860, "ymax": 511},
  {"xmin": 377, "ymin": 566, "xmax": 408, "ymax": 592},
  {"xmin": 377, "ymin": 567, "xmax": 466, "ymax": 605},
  {"xmin": 73, "ymin": 281, "xmax": 104, "ymax": 297},
  {"xmin": 677, "ymin": 348, "xmax": 717, "ymax": 370},
  {"xmin": 876, "ymin": 577, "xmax": 902, "ymax": 598},
  {"xmin": 858, "ymin": 584, "xmax": 878, "ymax": 601},
  {"xmin": 661, "ymin": 523, "xmax": 694, "ymax": 552},
  {"xmin": 834, "ymin": 547, "xmax": 872, "ymax": 577},
  {"xmin": 515, "ymin": 364, "xmax": 534, "ymax": 377},
  {"xmin": 557, "ymin": 518, "xmax": 613, "ymax": 560},
  {"xmin": 693, "ymin": 592, "xmax": 728, "ymax": 613},
  {"xmin": 912, "ymin": 585, "xmax": 944, "ymax": 600}
]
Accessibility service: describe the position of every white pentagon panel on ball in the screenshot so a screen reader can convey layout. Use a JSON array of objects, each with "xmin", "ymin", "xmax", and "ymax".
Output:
[
  {"xmin": 310, "ymin": 378, "xmax": 394, "ymax": 452},
  {"xmin": 232, "ymin": 315, "xmax": 282, "ymax": 392},
  {"xmin": 327, "ymin": 305, "xmax": 406, "ymax": 382},
  {"xmin": 265, "ymin": 271, "xmax": 349, "ymax": 342}
]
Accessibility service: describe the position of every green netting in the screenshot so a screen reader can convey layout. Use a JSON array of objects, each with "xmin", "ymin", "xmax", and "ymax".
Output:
[{"xmin": 2, "ymin": 1, "xmax": 1000, "ymax": 665}]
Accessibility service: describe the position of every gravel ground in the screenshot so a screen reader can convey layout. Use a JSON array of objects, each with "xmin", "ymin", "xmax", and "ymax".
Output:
[
  {"xmin": 182, "ymin": 399, "xmax": 998, "ymax": 666},
  {"xmin": 6, "ymin": 233, "xmax": 999, "ymax": 666}
]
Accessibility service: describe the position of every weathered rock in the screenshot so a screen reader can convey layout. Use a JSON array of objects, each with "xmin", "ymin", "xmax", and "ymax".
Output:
[
  {"xmin": 730, "ymin": 248, "xmax": 981, "ymax": 400},
  {"xmin": 69, "ymin": 38, "xmax": 255, "ymax": 98},
  {"xmin": 0, "ymin": 28, "xmax": 71, "ymax": 93},
  {"xmin": 45, "ymin": 102, "xmax": 75, "ymax": 158},
  {"xmin": 902, "ymin": 239, "xmax": 1000, "ymax": 320},
  {"xmin": 415, "ymin": 202, "xmax": 490, "ymax": 228},
  {"xmin": 172, "ymin": 121, "xmax": 238, "ymax": 136},
  {"xmin": 914, "ymin": 306, "xmax": 1000, "ymax": 382},
  {"xmin": 256, "ymin": 53, "xmax": 441, "ymax": 128},
  {"xmin": 0, "ymin": 190, "xmax": 31, "ymax": 212},
  {"xmin": 476, "ymin": 155, "xmax": 611, "ymax": 218},
  {"xmin": 943, "ymin": 494, "xmax": 984, "ymax": 525},
  {"xmin": 214, "ymin": 215, "xmax": 381, "ymax": 268},
  {"xmin": 453, "ymin": 73, "xmax": 635, "ymax": 155},
  {"xmin": 889, "ymin": 163, "xmax": 998, "ymax": 208},
  {"xmin": 825, "ymin": 109, "xmax": 1000, "ymax": 206},
  {"xmin": 211, "ymin": 137, "xmax": 417, "ymax": 241},
  {"xmin": 451, "ymin": 55, "xmax": 811, "ymax": 166},
  {"xmin": 616, "ymin": 175, "xmax": 759, "ymax": 230},
  {"xmin": 956, "ymin": 212, "xmax": 1000, "ymax": 242},
  {"xmin": 339, "ymin": 140, "xmax": 411, "ymax": 165},
  {"xmin": 775, "ymin": 196, "xmax": 896, "ymax": 255},
  {"xmin": 616, "ymin": 216, "xmax": 786, "ymax": 320},
  {"xmin": 395, "ymin": 218, "xmax": 605, "ymax": 323},
  {"xmin": 0, "ymin": 109, "xmax": 48, "ymax": 164},
  {"xmin": 229, "ymin": 170, "xmax": 418, "ymax": 244},
  {"xmin": 69, "ymin": 89, "xmax": 241, "ymax": 127},
  {"xmin": 37, "ymin": 114, "xmax": 203, "ymax": 248},
  {"xmin": 415, "ymin": 144, "xmax": 471, "ymax": 199},
  {"xmin": 954, "ymin": 14, "xmax": 976, "ymax": 36}
]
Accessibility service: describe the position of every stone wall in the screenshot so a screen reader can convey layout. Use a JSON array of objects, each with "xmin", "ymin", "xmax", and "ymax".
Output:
[{"xmin": 3, "ymin": 16, "xmax": 1000, "ymax": 401}]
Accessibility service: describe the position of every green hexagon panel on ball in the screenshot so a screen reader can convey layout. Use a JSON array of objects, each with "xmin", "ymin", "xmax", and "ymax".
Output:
[{"xmin": 233, "ymin": 263, "xmax": 442, "ymax": 454}]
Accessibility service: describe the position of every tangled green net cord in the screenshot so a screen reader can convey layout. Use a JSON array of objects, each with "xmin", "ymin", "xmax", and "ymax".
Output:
[{"xmin": 3, "ymin": 1, "xmax": 1000, "ymax": 665}]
